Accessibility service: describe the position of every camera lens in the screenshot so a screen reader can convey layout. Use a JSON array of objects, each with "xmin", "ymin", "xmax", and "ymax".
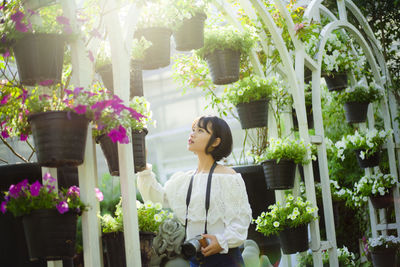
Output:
[{"xmin": 181, "ymin": 242, "xmax": 197, "ymax": 258}]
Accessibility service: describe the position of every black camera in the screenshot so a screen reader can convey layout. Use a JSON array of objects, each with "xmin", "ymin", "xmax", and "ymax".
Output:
[{"xmin": 181, "ymin": 234, "xmax": 210, "ymax": 258}]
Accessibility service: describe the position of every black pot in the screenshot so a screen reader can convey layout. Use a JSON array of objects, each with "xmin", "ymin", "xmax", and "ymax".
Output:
[
  {"xmin": 236, "ymin": 100, "xmax": 269, "ymax": 129},
  {"xmin": 140, "ymin": 231, "xmax": 156, "ymax": 267},
  {"xmin": 292, "ymin": 105, "xmax": 313, "ymax": 130},
  {"xmin": 97, "ymin": 129, "xmax": 148, "ymax": 175},
  {"xmin": 323, "ymin": 72, "xmax": 348, "ymax": 91},
  {"xmin": 278, "ymin": 224, "xmax": 309, "ymax": 254},
  {"xmin": 12, "ymin": 33, "xmax": 65, "ymax": 86},
  {"xmin": 23, "ymin": 209, "xmax": 78, "ymax": 261},
  {"xmin": 28, "ymin": 111, "xmax": 89, "ymax": 167},
  {"xmin": 370, "ymin": 189, "xmax": 394, "ymax": 209},
  {"xmin": 261, "ymin": 159, "xmax": 296, "ymax": 190},
  {"xmin": 131, "ymin": 60, "xmax": 144, "ymax": 97},
  {"xmin": 134, "ymin": 27, "xmax": 172, "ymax": 70},
  {"xmin": 232, "ymin": 165, "xmax": 279, "ymax": 252},
  {"xmin": 371, "ymin": 248, "xmax": 397, "ymax": 267},
  {"xmin": 0, "ymin": 163, "xmax": 46, "ymax": 267},
  {"xmin": 57, "ymin": 166, "xmax": 79, "ymax": 189},
  {"xmin": 205, "ymin": 49, "xmax": 240, "ymax": 85},
  {"xmin": 103, "ymin": 232, "xmax": 126, "ymax": 267},
  {"xmin": 343, "ymin": 102, "xmax": 369, "ymax": 123},
  {"xmin": 298, "ymin": 159, "xmax": 320, "ymax": 182},
  {"xmin": 173, "ymin": 12, "xmax": 207, "ymax": 51},
  {"xmin": 354, "ymin": 149, "xmax": 380, "ymax": 168}
]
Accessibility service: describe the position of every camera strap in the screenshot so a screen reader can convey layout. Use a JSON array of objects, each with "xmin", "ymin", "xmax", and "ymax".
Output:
[{"xmin": 184, "ymin": 161, "xmax": 217, "ymax": 237}]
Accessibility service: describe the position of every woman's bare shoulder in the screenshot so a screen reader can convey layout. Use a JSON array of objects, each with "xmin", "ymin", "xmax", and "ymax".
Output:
[{"xmin": 214, "ymin": 165, "xmax": 237, "ymax": 174}]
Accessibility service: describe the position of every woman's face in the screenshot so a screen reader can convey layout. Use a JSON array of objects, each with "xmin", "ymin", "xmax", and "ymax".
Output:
[{"xmin": 187, "ymin": 121, "xmax": 213, "ymax": 154}]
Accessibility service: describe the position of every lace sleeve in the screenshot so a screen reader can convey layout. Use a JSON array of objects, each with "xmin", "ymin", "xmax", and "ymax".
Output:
[{"xmin": 214, "ymin": 173, "xmax": 252, "ymax": 253}]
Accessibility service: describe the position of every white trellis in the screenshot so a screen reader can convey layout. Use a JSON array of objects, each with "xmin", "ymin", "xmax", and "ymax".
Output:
[{"xmin": 24, "ymin": 0, "xmax": 399, "ymax": 267}]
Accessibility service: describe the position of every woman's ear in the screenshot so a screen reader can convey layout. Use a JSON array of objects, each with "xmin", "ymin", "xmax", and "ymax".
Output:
[{"xmin": 212, "ymin": 137, "xmax": 221, "ymax": 148}]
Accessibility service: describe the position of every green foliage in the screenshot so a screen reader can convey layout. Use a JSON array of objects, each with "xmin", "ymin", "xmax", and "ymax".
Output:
[
  {"xmin": 131, "ymin": 37, "xmax": 152, "ymax": 60},
  {"xmin": 222, "ymin": 75, "xmax": 276, "ymax": 106},
  {"xmin": 99, "ymin": 199, "xmax": 173, "ymax": 233},
  {"xmin": 255, "ymin": 137, "xmax": 311, "ymax": 165},
  {"xmin": 354, "ymin": 172, "xmax": 396, "ymax": 203},
  {"xmin": 297, "ymin": 246, "xmax": 357, "ymax": 266},
  {"xmin": 173, "ymin": 0, "xmax": 208, "ymax": 28},
  {"xmin": 136, "ymin": 0, "xmax": 181, "ymax": 29},
  {"xmin": 196, "ymin": 25, "xmax": 256, "ymax": 59},
  {"xmin": 254, "ymin": 194, "xmax": 317, "ymax": 236},
  {"xmin": 336, "ymin": 84, "xmax": 383, "ymax": 104}
]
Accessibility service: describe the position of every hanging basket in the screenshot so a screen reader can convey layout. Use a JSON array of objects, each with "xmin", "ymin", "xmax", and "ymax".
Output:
[
  {"xmin": 370, "ymin": 189, "xmax": 394, "ymax": 209},
  {"xmin": 57, "ymin": 166, "xmax": 79, "ymax": 189},
  {"xmin": 134, "ymin": 27, "xmax": 172, "ymax": 70},
  {"xmin": 298, "ymin": 159, "xmax": 320, "ymax": 183},
  {"xmin": 343, "ymin": 102, "xmax": 370, "ymax": 124},
  {"xmin": 22, "ymin": 209, "xmax": 78, "ymax": 261},
  {"xmin": 12, "ymin": 33, "xmax": 65, "ymax": 86},
  {"xmin": 140, "ymin": 231, "xmax": 156, "ymax": 267},
  {"xmin": 0, "ymin": 163, "xmax": 45, "ymax": 267},
  {"xmin": 371, "ymin": 248, "xmax": 397, "ymax": 267},
  {"xmin": 102, "ymin": 232, "xmax": 126, "ymax": 267},
  {"xmin": 354, "ymin": 149, "xmax": 380, "ymax": 168},
  {"xmin": 130, "ymin": 60, "xmax": 144, "ymax": 97},
  {"xmin": 96, "ymin": 64, "xmax": 114, "ymax": 92},
  {"xmin": 28, "ymin": 111, "xmax": 89, "ymax": 167},
  {"xmin": 232, "ymin": 165, "xmax": 280, "ymax": 252},
  {"xmin": 323, "ymin": 72, "xmax": 348, "ymax": 91},
  {"xmin": 236, "ymin": 99, "xmax": 269, "ymax": 129},
  {"xmin": 205, "ymin": 49, "xmax": 240, "ymax": 85},
  {"xmin": 173, "ymin": 12, "xmax": 207, "ymax": 51},
  {"xmin": 97, "ymin": 129, "xmax": 148, "ymax": 175},
  {"xmin": 261, "ymin": 159, "xmax": 296, "ymax": 190},
  {"xmin": 278, "ymin": 224, "xmax": 309, "ymax": 254}
]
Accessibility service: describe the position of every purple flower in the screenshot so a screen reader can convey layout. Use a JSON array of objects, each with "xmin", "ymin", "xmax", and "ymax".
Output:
[
  {"xmin": 73, "ymin": 104, "xmax": 87, "ymax": 114},
  {"xmin": 39, "ymin": 79, "xmax": 53, "ymax": 86},
  {"xmin": 67, "ymin": 186, "xmax": 80, "ymax": 197},
  {"xmin": 0, "ymin": 6, "xmax": 4, "ymax": 11},
  {"xmin": 20, "ymin": 133, "xmax": 28, "ymax": 141},
  {"xmin": 0, "ymin": 93, "xmax": 10, "ymax": 105},
  {"xmin": 11, "ymin": 11, "xmax": 24, "ymax": 23},
  {"xmin": 15, "ymin": 21, "xmax": 28, "ymax": 32},
  {"xmin": 87, "ymin": 50, "xmax": 94, "ymax": 62},
  {"xmin": 27, "ymin": 9, "xmax": 37, "ymax": 15},
  {"xmin": 9, "ymin": 184, "xmax": 21, "ymax": 198},
  {"xmin": 89, "ymin": 29, "xmax": 102, "ymax": 39},
  {"xmin": 3, "ymin": 49, "xmax": 9, "ymax": 58},
  {"xmin": 56, "ymin": 16, "xmax": 70, "ymax": 25},
  {"xmin": 0, "ymin": 201, "xmax": 6, "ymax": 214},
  {"xmin": 94, "ymin": 188, "xmax": 103, "ymax": 202},
  {"xmin": 108, "ymin": 125, "xmax": 129, "ymax": 144},
  {"xmin": 43, "ymin": 173, "xmax": 56, "ymax": 185},
  {"xmin": 1, "ymin": 129, "xmax": 9, "ymax": 138},
  {"xmin": 56, "ymin": 201, "xmax": 69, "ymax": 214},
  {"xmin": 73, "ymin": 87, "xmax": 84, "ymax": 96},
  {"xmin": 30, "ymin": 181, "xmax": 42, "ymax": 196}
]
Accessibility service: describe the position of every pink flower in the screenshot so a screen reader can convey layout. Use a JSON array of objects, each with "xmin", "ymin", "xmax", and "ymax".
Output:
[
  {"xmin": 73, "ymin": 104, "xmax": 87, "ymax": 114},
  {"xmin": 11, "ymin": 11, "xmax": 24, "ymax": 23},
  {"xmin": 56, "ymin": 16, "xmax": 70, "ymax": 25},
  {"xmin": 108, "ymin": 125, "xmax": 129, "ymax": 144},
  {"xmin": 56, "ymin": 201, "xmax": 69, "ymax": 214},
  {"xmin": 73, "ymin": 87, "xmax": 84, "ymax": 96},
  {"xmin": 88, "ymin": 50, "xmax": 94, "ymax": 62},
  {"xmin": 3, "ymin": 49, "xmax": 10, "ymax": 58},
  {"xmin": 89, "ymin": 29, "xmax": 102, "ymax": 39},
  {"xmin": 43, "ymin": 173, "xmax": 56, "ymax": 185},
  {"xmin": 68, "ymin": 185, "xmax": 80, "ymax": 197},
  {"xmin": 1, "ymin": 129, "xmax": 9, "ymax": 139},
  {"xmin": 15, "ymin": 21, "xmax": 29, "ymax": 32},
  {"xmin": 0, "ymin": 93, "xmax": 10, "ymax": 104},
  {"xmin": 39, "ymin": 79, "xmax": 53, "ymax": 86},
  {"xmin": 20, "ymin": 133, "xmax": 28, "ymax": 141},
  {"xmin": 0, "ymin": 201, "xmax": 6, "ymax": 214},
  {"xmin": 95, "ymin": 188, "xmax": 103, "ymax": 201},
  {"xmin": 30, "ymin": 181, "xmax": 42, "ymax": 196},
  {"xmin": 63, "ymin": 25, "xmax": 73, "ymax": 34},
  {"xmin": 294, "ymin": 23, "xmax": 305, "ymax": 33}
]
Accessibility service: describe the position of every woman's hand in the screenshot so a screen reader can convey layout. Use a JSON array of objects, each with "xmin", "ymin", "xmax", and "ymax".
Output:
[{"xmin": 200, "ymin": 234, "xmax": 223, "ymax": 257}]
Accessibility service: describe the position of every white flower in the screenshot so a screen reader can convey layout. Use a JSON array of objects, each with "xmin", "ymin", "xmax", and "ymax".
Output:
[
  {"xmin": 154, "ymin": 202, "xmax": 162, "ymax": 211},
  {"xmin": 359, "ymin": 150, "xmax": 365, "ymax": 160},
  {"xmin": 144, "ymin": 201, "xmax": 153, "ymax": 209},
  {"xmin": 273, "ymin": 221, "xmax": 280, "ymax": 228},
  {"xmin": 154, "ymin": 214, "xmax": 162, "ymax": 222}
]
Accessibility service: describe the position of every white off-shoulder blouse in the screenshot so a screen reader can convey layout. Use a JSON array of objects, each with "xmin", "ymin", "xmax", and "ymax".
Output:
[{"xmin": 136, "ymin": 168, "xmax": 252, "ymax": 254}]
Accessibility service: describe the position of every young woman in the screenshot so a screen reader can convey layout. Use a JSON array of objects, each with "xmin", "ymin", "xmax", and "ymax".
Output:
[{"xmin": 137, "ymin": 115, "xmax": 252, "ymax": 267}]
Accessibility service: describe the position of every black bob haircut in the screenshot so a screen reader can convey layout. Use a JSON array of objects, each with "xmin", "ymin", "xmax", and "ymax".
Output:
[{"xmin": 193, "ymin": 115, "xmax": 233, "ymax": 161}]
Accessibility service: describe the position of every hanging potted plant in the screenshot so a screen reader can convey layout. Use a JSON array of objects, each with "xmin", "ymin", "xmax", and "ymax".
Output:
[
  {"xmin": 292, "ymin": 82, "xmax": 314, "ymax": 130},
  {"xmin": 336, "ymin": 84, "xmax": 382, "ymax": 124},
  {"xmin": 96, "ymin": 37, "xmax": 152, "ymax": 98},
  {"xmin": 93, "ymin": 95, "xmax": 153, "ymax": 175},
  {"xmin": 367, "ymin": 235, "xmax": 400, "ymax": 267},
  {"xmin": 0, "ymin": 4, "xmax": 74, "ymax": 85},
  {"xmin": 0, "ymin": 173, "xmax": 103, "ymax": 261},
  {"xmin": 195, "ymin": 25, "xmax": 255, "ymax": 85},
  {"xmin": 335, "ymin": 128, "xmax": 392, "ymax": 168},
  {"xmin": 172, "ymin": 0, "xmax": 208, "ymax": 51},
  {"xmin": 255, "ymin": 194, "xmax": 318, "ymax": 254},
  {"xmin": 354, "ymin": 172, "xmax": 397, "ymax": 209},
  {"xmin": 297, "ymin": 246, "xmax": 356, "ymax": 267},
  {"xmin": 134, "ymin": 0, "xmax": 179, "ymax": 70},
  {"xmin": 255, "ymin": 137, "xmax": 312, "ymax": 189},
  {"xmin": 99, "ymin": 199, "xmax": 172, "ymax": 267},
  {"xmin": 222, "ymin": 74, "xmax": 275, "ymax": 129}
]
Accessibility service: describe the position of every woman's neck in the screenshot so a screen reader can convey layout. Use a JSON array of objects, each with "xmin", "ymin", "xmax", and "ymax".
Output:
[{"xmin": 196, "ymin": 154, "xmax": 216, "ymax": 173}]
